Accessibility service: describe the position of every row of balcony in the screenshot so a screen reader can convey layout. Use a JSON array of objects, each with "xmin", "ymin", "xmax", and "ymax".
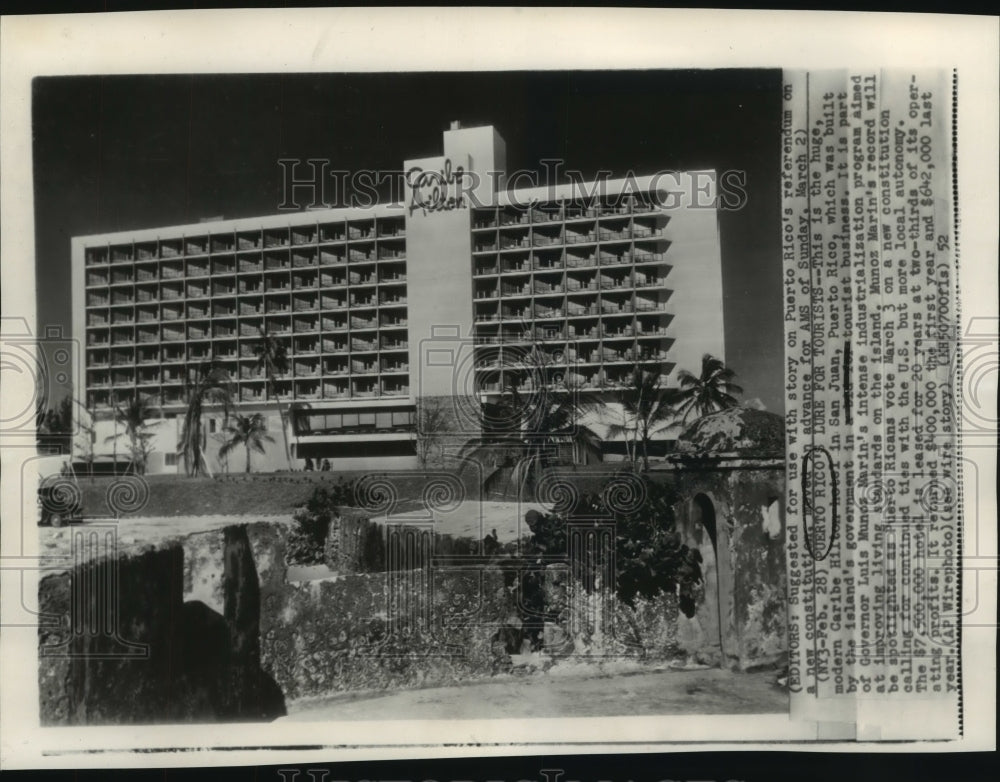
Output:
[
  {"xmin": 83, "ymin": 221, "xmax": 407, "ymax": 266},
  {"xmin": 473, "ymin": 248, "xmax": 667, "ymax": 276},
  {"xmin": 86, "ymin": 378, "xmax": 411, "ymax": 408},
  {"xmin": 87, "ymin": 279, "xmax": 408, "ymax": 309},
  {"xmin": 470, "ymin": 199, "xmax": 664, "ymax": 229},
  {"xmin": 473, "ymin": 226, "xmax": 665, "ymax": 253},
  {"xmin": 475, "ymin": 369, "xmax": 672, "ymax": 394},
  {"xmin": 474, "ymin": 275, "xmax": 668, "ymax": 300}
]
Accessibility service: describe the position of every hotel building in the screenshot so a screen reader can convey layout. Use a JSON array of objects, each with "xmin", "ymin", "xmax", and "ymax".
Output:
[{"xmin": 71, "ymin": 124, "xmax": 725, "ymax": 473}]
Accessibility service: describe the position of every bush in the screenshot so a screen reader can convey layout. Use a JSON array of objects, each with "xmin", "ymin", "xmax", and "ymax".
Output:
[
  {"xmin": 286, "ymin": 479, "xmax": 356, "ymax": 565},
  {"xmin": 524, "ymin": 475, "xmax": 703, "ymax": 608}
]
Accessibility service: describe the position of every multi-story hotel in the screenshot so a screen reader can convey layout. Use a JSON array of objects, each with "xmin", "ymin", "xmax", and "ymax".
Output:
[{"xmin": 71, "ymin": 123, "xmax": 725, "ymax": 473}]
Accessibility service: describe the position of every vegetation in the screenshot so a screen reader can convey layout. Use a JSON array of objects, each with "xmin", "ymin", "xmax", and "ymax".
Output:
[
  {"xmin": 415, "ymin": 396, "xmax": 449, "ymax": 468},
  {"xmin": 254, "ymin": 327, "xmax": 292, "ymax": 470},
  {"xmin": 673, "ymin": 353, "xmax": 743, "ymax": 424},
  {"xmin": 219, "ymin": 413, "xmax": 274, "ymax": 473},
  {"xmin": 522, "ymin": 474, "xmax": 703, "ymax": 608},
  {"xmin": 105, "ymin": 391, "xmax": 158, "ymax": 475},
  {"xmin": 459, "ymin": 345, "xmax": 604, "ymax": 499},
  {"xmin": 178, "ymin": 359, "xmax": 233, "ymax": 477},
  {"xmin": 607, "ymin": 363, "xmax": 679, "ymax": 471},
  {"xmin": 287, "ymin": 479, "xmax": 357, "ymax": 564}
]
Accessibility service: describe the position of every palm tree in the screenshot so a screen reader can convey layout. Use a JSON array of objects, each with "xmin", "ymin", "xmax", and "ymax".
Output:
[
  {"xmin": 253, "ymin": 327, "xmax": 292, "ymax": 470},
  {"xmin": 219, "ymin": 413, "xmax": 274, "ymax": 473},
  {"xmin": 105, "ymin": 391, "xmax": 158, "ymax": 474},
  {"xmin": 673, "ymin": 354, "xmax": 743, "ymax": 424},
  {"xmin": 606, "ymin": 363, "xmax": 678, "ymax": 471},
  {"xmin": 178, "ymin": 359, "xmax": 233, "ymax": 477},
  {"xmin": 459, "ymin": 345, "xmax": 604, "ymax": 499}
]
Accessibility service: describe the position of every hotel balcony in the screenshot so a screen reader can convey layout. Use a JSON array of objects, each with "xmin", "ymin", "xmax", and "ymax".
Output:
[
  {"xmin": 376, "ymin": 217, "xmax": 406, "ymax": 238},
  {"xmin": 294, "ymin": 381, "xmax": 322, "ymax": 400},
  {"xmin": 323, "ymin": 359, "xmax": 349, "ymax": 376},
  {"xmin": 239, "ymin": 256, "xmax": 264, "ymax": 274},
  {"xmin": 379, "ymin": 313, "xmax": 407, "ymax": 328},
  {"xmin": 378, "ymin": 290, "xmax": 407, "ymax": 306},
  {"xmin": 350, "ymin": 316, "xmax": 377, "ymax": 331},
  {"xmin": 110, "ymin": 329, "xmax": 134, "ymax": 346},
  {"xmin": 323, "ymin": 338, "xmax": 349, "ymax": 354},
  {"xmin": 136, "ymin": 327, "xmax": 158, "ymax": 344},
  {"xmin": 348, "ymin": 272, "xmax": 376, "ymax": 285},
  {"xmin": 351, "ymin": 337, "xmax": 377, "ymax": 351},
  {"xmin": 348, "ymin": 222, "xmax": 374, "ymax": 241},
  {"xmin": 265, "ymin": 252, "xmax": 291, "ymax": 271},
  {"xmin": 352, "ymin": 381, "xmax": 378, "ymax": 398},
  {"xmin": 239, "ymin": 278, "xmax": 263, "ymax": 294},
  {"xmin": 377, "ymin": 247, "xmax": 406, "ymax": 261},
  {"xmin": 294, "ymin": 337, "xmax": 320, "ymax": 355},
  {"xmin": 565, "ymin": 253, "xmax": 597, "ymax": 269},
  {"xmin": 351, "ymin": 359, "xmax": 377, "ymax": 374},
  {"xmin": 265, "ymin": 276, "xmax": 291, "ymax": 293},
  {"xmin": 237, "ymin": 231, "xmax": 263, "ymax": 251},
  {"xmin": 349, "ymin": 294, "xmax": 376, "ymax": 309},
  {"xmin": 137, "ymin": 348, "xmax": 158, "ymax": 364},
  {"xmin": 294, "ymin": 361, "xmax": 321, "ymax": 378},
  {"xmin": 320, "ymin": 270, "xmax": 346, "ymax": 288},
  {"xmin": 292, "ymin": 226, "xmax": 317, "ymax": 246},
  {"xmin": 293, "ymin": 249, "xmax": 317, "ymax": 267},
  {"xmin": 381, "ymin": 359, "xmax": 408, "ymax": 373},
  {"xmin": 264, "ymin": 229, "xmax": 290, "ymax": 249},
  {"xmin": 319, "ymin": 223, "xmax": 346, "ymax": 243},
  {"xmin": 86, "ymin": 270, "xmax": 110, "ymax": 287},
  {"xmin": 186, "ymin": 259, "xmax": 210, "ymax": 277},
  {"xmin": 348, "ymin": 248, "xmax": 375, "ymax": 263},
  {"xmin": 110, "ymin": 246, "xmax": 133, "ymax": 263},
  {"xmin": 322, "ymin": 381, "xmax": 349, "ymax": 399},
  {"xmin": 213, "ymin": 323, "xmax": 237, "ymax": 339},
  {"xmin": 381, "ymin": 381, "xmax": 409, "ymax": 396},
  {"xmin": 265, "ymin": 299, "xmax": 292, "ymax": 315},
  {"xmin": 160, "ymin": 238, "xmax": 183, "ymax": 257},
  {"xmin": 135, "ymin": 266, "xmax": 157, "ymax": 282},
  {"xmin": 85, "ymin": 247, "xmax": 109, "ymax": 266},
  {"xmin": 293, "ymin": 270, "xmax": 318, "ymax": 289},
  {"xmin": 379, "ymin": 268, "xmax": 406, "ymax": 283},
  {"xmin": 212, "ymin": 300, "xmax": 237, "ymax": 318},
  {"xmin": 321, "ymin": 315, "xmax": 348, "ymax": 332},
  {"xmin": 320, "ymin": 247, "xmax": 346, "ymax": 265},
  {"xmin": 187, "ymin": 282, "xmax": 210, "ymax": 299},
  {"xmin": 162, "ymin": 346, "xmax": 186, "ymax": 363},
  {"xmin": 381, "ymin": 336, "xmax": 408, "ymax": 351}
]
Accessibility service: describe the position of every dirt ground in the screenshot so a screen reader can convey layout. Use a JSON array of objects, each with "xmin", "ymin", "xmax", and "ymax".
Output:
[{"xmin": 281, "ymin": 665, "xmax": 787, "ymax": 721}]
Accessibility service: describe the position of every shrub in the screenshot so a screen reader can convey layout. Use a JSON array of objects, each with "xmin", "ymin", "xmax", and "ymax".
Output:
[
  {"xmin": 524, "ymin": 475, "xmax": 702, "ymax": 608},
  {"xmin": 286, "ymin": 478, "xmax": 356, "ymax": 565}
]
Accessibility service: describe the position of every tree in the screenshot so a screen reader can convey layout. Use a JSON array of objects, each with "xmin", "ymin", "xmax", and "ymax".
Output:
[
  {"xmin": 219, "ymin": 413, "xmax": 274, "ymax": 473},
  {"xmin": 36, "ymin": 395, "xmax": 74, "ymax": 455},
  {"xmin": 253, "ymin": 326, "xmax": 293, "ymax": 470},
  {"xmin": 415, "ymin": 396, "xmax": 449, "ymax": 468},
  {"xmin": 178, "ymin": 359, "xmax": 233, "ymax": 477},
  {"xmin": 73, "ymin": 398, "xmax": 98, "ymax": 480},
  {"xmin": 606, "ymin": 363, "xmax": 679, "ymax": 471},
  {"xmin": 105, "ymin": 391, "xmax": 158, "ymax": 474},
  {"xmin": 672, "ymin": 354, "xmax": 743, "ymax": 424},
  {"xmin": 459, "ymin": 344, "xmax": 604, "ymax": 499}
]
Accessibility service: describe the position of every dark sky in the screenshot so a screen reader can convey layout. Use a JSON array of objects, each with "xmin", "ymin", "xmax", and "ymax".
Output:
[{"xmin": 32, "ymin": 69, "xmax": 783, "ymax": 412}]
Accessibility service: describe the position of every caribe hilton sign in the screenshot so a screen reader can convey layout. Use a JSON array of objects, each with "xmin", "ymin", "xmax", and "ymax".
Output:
[{"xmin": 405, "ymin": 159, "xmax": 468, "ymax": 217}]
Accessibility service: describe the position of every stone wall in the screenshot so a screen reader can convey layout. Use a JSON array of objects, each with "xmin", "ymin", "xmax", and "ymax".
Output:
[
  {"xmin": 668, "ymin": 462, "xmax": 788, "ymax": 670},
  {"xmin": 39, "ymin": 524, "xmax": 286, "ymax": 725}
]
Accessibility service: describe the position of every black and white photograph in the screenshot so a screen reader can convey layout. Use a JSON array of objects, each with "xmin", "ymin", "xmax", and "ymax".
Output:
[{"xmin": 0, "ymin": 7, "xmax": 995, "ymax": 770}]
